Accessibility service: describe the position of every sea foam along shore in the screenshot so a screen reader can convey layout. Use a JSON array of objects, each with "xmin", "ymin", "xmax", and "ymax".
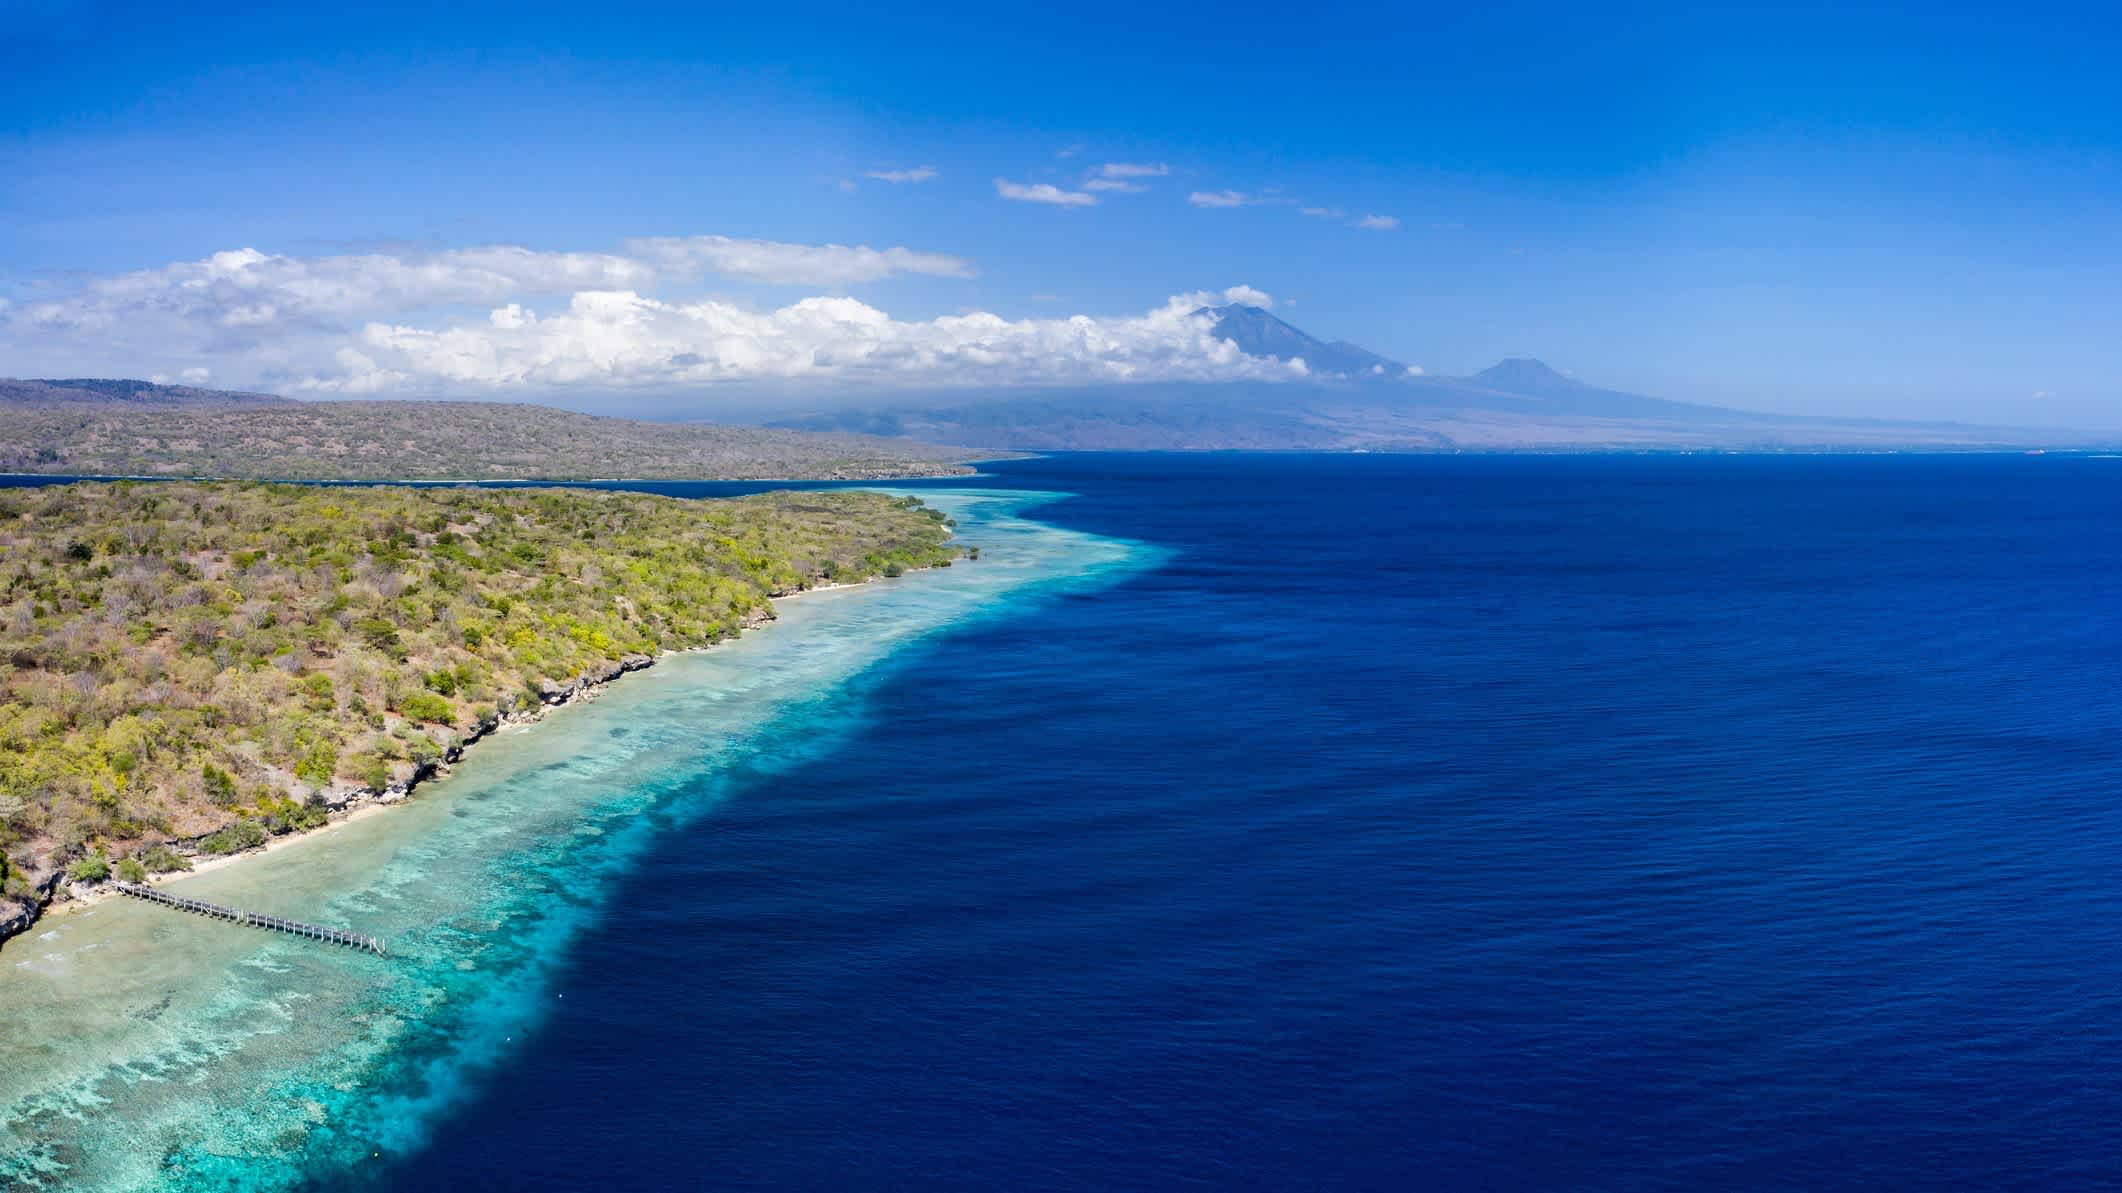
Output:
[{"xmin": 0, "ymin": 567, "xmax": 941, "ymax": 953}]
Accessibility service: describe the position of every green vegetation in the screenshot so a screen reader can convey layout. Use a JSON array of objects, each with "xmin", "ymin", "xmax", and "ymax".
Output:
[
  {"xmin": 0, "ymin": 398, "xmax": 1003, "ymax": 481},
  {"xmin": 0, "ymin": 480, "xmax": 958, "ymax": 897},
  {"xmin": 66, "ymin": 850, "xmax": 110, "ymax": 884},
  {"xmin": 138, "ymin": 845, "xmax": 191, "ymax": 873},
  {"xmin": 200, "ymin": 820, "xmax": 268, "ymax": 855}
]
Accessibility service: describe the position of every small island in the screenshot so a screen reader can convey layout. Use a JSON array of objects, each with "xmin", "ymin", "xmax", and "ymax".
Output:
[{"xmin": 0, "ymin": 480, "xmax": 962, "ymax": 946}]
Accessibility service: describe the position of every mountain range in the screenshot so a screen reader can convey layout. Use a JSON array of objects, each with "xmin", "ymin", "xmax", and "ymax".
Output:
[
  {"xmin": 770, "ymin": 305, "xmax": 2104, "ymax": 452},
  {"xmin": 5, "ymin": 309, "xmax": 2108, "ymax": 468}
]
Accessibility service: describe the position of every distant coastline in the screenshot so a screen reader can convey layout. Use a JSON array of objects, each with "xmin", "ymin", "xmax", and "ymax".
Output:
[{"xmin": 0, "ymin": 381, "xmax": 1016, "ymax": 482}]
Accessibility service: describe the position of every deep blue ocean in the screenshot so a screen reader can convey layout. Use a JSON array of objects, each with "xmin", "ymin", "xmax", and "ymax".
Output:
[{"xmin": 335, "ymin": 453, "xmax": 2122, "ymax": 1191}]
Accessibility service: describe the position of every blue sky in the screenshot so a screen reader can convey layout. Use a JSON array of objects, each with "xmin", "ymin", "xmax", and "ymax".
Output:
[{"xmin": 3, "ymin": 0, "xmax": 2120, "ymax": 426}]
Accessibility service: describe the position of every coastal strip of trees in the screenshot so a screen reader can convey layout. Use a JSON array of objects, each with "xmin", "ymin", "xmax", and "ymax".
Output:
[{"xmin": 0, "ymin": 481, "xmax": 959, "ymax": 917}]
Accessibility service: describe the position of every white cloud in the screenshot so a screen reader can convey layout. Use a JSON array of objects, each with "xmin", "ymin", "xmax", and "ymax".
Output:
[
  {"xmin": 0, "ymin": 239, "xmax": 1310, "ymax": 395},
  {"xmin": 1188, "ymin": 190, "xmax": 1253, "ymax": 208},
  {"xmin": 309, "ymin": 288, "xmax": 1305, "ymax": 393},
  {"xmin": 1301, "ymin": 206, "xmax": 1345, "ymax": 219},
  {"xmin": 1098, "ymin": 162, "xmax": 1170, "ymax": 178},
  {"xmin": 1200, "ymin": 284, "xmax": 1274, "ymax": 310},
  {"xmin": 862, "ymin": 166, "xmax": 938, "ymax": 183},
  {"xmin": 1355, "ymin": 214, "xmax": 1400, "ymax": 231},
  {"xmin": 12, "ymin": 245, "xmax": 658, "ymax": 336},
  {"xmin": 994, "ymin": 178, "xmax": 1098, "ymax": 207},
  {"xmin": 7, "ymin": 237, "xmax": 972, "ymax": 349},
  {"xmin": 1083, "ymin": 178, "xmax": 1147, "ymax": 193},
  {"xmin": 624, "ymin": 235, "xmax": 974, "ymax": 285}
]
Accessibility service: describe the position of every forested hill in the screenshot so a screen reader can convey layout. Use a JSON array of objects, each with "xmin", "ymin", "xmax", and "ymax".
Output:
[{"xmin": 0, "ymin": 481, "xmax": 961, "ymax": 941}]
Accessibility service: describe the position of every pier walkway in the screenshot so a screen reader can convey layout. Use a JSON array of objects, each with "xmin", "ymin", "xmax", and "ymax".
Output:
[{"xmin": 111, "ymin": 882, "xmax": 387, "ymax": 955}]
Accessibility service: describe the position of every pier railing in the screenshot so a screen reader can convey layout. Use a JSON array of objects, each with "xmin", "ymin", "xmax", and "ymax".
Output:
[{"xmin": 111, "ymin": 882, "xmax": 386, "ymax": 955}]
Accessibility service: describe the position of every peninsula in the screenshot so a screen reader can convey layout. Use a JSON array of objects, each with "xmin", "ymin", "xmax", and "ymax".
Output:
[{"xmin": 0, "ymin": 480, "xmax": 962, "ymax": 947}]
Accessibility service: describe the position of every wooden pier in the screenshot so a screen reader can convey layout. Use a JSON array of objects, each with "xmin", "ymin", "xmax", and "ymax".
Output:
[{"xmin": 112, "ymin": 882, "xmax": 386, "ymax": 955}]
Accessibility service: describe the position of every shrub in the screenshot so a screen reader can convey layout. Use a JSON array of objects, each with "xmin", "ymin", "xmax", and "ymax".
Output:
[
  {"xmin": 140, "ymin": 845, "xmax": 192, "ymax": 873},
  {"xmin": 201, "ymin": 763, "xmax": 238, "ymax": 806},
  {"xmin": 294, "ymin": 742, "xmax": 338, "ymax": 786},
  {"xmin": 358, "ymin": 755, "xmax": 391, "ymax": 791},
  {"xmin": 115, "ymin": 857, "xmax": 148, "ymax": 883},
  {"xmin": 67, "ymin": 850, "xmax": 111, "ymax": 884},
  {"xmin": 201, "ymin": 819, "xmax": 268, "ymax": 854},
  {"xmin": 399, "ymin": 691, "xmax": 454, "ymax": 723}
]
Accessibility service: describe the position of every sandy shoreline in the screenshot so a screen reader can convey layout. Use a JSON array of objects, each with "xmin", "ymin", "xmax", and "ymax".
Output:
[{"xmin": 40, "ymin": 798, "xmax": 406, "ymax": 921}]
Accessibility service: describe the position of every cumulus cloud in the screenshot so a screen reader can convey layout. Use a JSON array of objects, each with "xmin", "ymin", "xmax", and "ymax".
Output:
[
  {"xmin": 1098, "ymin": 162, "xmax": 1170, "ymax": 179},
  {"xmin": 6, "ymin": 237, "xmax": 974, "ymax": 349},
  {"xmin": 1200, "ymin": 284, "xmax": 1274, "ymax": 310},
  {"xmin": 310, "ymin": 288, "xmax": 1306, "ymax": 393},
  {"xmin": 862, "ymin": 166, "xmax": 938, "ymax": 183},
  {"xmin": 1355, "ymin": 214, "xmax": 1400, "ymax": 231},
  {"xmin": 1301, "ymin": 206, "xmax": 1345, "ymax": 219},
  {"xmin": 1188, "ymin": 190, "xmax": 1253, "ymax": 208},
  {"xmin": 995, "ymin": 178, "xmax": 1098, "ymax": 207},
  {"xmin": 1083, "ymin": 178, "xmax": 1148, "ymax": 193},
  {"xmin": 11, "ymin": 245, "xmax": 657, "ymax": 337},
  {"xmin": 0, "ymin": 239, "xmax": 1308, "ymax": 395}
]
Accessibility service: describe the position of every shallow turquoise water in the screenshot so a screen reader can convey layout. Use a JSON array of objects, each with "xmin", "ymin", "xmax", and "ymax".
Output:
[{"xmin": 0, "ymin": 489, "xmax": 1143, "ymax": 1192}]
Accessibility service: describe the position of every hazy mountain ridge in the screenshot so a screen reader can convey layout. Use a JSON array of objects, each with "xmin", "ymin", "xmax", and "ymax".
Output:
[
  {"xmin": 771, "ymin": 310, "xmax": 2107, "ymax": 452},
  {"xmin": 0, "ymin": 378, "xmax": 293, "ymax": 408}
]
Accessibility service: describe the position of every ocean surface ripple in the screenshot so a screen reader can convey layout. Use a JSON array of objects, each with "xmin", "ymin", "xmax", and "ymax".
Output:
[{"xmin": 8, "ymin": 454, "xmax": 2122, "ymax": 1191}]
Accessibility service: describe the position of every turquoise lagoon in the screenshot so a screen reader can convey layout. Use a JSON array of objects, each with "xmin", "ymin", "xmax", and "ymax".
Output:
[{"xmin": 0, "ymin": 489, "xmax": 1142, "ymax": 1191}]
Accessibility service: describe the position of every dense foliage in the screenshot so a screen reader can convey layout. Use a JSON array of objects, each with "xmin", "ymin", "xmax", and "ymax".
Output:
[
  {"xmin": 0, "ymin": 481, "xmax": 957, "ymax": 897},
  {"xmin": 0, "ymin": 399, "xmax": 995, "ymax": 481}
]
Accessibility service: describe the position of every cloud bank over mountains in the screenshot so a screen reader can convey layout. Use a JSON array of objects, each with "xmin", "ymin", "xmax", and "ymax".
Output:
[{"xmin": 0, "ymin": 238, "xmax": 1312, "ymax": 395}]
